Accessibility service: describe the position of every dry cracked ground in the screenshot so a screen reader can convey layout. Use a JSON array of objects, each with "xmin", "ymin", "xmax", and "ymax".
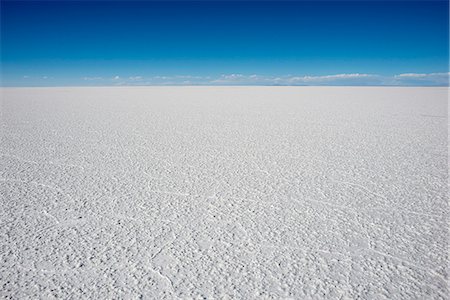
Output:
[{"xmin": 0, "ymin": 87, "xmax": 448, "ymax": 299}]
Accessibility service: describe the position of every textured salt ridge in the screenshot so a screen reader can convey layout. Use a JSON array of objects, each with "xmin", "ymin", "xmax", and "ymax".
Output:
[{"xmin": 0, "ymin": 87, "xmax": 448, "ymax": 299}]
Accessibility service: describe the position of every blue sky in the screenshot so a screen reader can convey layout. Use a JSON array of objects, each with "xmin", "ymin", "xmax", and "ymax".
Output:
[{"xmin": 1, "ymin": 0, "xmax": 448, "ymax": 86}]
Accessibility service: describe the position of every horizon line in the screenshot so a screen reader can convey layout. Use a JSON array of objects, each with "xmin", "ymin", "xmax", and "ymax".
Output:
[{"xmin": 1, "ymin": 84, "xmax": 449, "ymax": 88}]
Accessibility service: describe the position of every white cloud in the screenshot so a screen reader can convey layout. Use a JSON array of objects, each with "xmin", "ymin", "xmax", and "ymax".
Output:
[
  {"xmin": 395, "ymin": 73, "xmax": 428, "ymax": 78},
  {"xmin": 153, "ymin": 76, "xmax": 170, "ymax": 80},
  {"xmin": 221, "ymin": 74, "xmax": 245, "ymax": 80},
  {"xmin": 210, "ymin": 73, "xmax": 379, "ymax": 85},
  {"xmin": 208, "ymin": 72, "xmax": 448, "ymax": 86},
  {"xmin": 175, "ymin": 75, "xmax": 202, "ymax": 79},
  {"xmin": 308, "ymin": 73, "xmax": 372, "ymax": 80},
  {"xmin": 211, "ymin": 74, "xmax": 270, "ymax": 84},
  {"xmin": 393, "ymin": 72, "xmax": 449, "ymax": 85},
  {"xmin": 395, "ymin": 72, "xmax": 449, "ymax": 78},
  {"xmin": 77, "ymin": 72, "xmax": 449, "ymax": 86},
  {"xmin": 23, "ymin": 75, "xmax": 30, "ymax": 79},
  {"xmin": 288, "ymin": 73, "xmax": 375, "ymax": 83}
]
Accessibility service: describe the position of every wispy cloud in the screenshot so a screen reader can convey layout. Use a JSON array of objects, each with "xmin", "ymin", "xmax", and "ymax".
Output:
[
  {"xmin": 78, "ymin": 72, "xmax": 449, "ymax": 86},
  {"xmin": 392, "ymin": 72, "xmax": 449, "ymax": 86},
  {"xmin": 290, "ymin": 73, "xmax": 374, "ymax": 82},
  {"xmin": 286, "ymin": 73, "xmax": 379, "ymax": 85},
  {"xmin": 395, "ymin": 73, "xmax": 429, "ymax": 78},
  {"xmin": 109, "ymin": 75, "xmax": 212, "ymax": 86},
  {"xmin": 210, "ymin": 73, "xmax": 382, "ymax": 86},
  {"xmin": 128, "ymin": 76, "xmax": 143, "ymax": 81},
  {"xmin": 211, "ymin": 72, "xmax": 449, "ymax": 86},
  {"xmin": 210, "ymin": 74, "xmax": 269, "ymax": 84}
]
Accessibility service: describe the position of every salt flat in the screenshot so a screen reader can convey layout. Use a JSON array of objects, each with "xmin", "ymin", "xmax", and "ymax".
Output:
[{"xmin": 0, "ymin": 87, "xmax": 448, "ymax": 299}]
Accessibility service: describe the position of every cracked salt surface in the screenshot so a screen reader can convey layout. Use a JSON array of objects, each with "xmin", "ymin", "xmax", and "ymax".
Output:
[{"xmin": 0, "ymin": 86, "xmax": 448, "ymax": 299}]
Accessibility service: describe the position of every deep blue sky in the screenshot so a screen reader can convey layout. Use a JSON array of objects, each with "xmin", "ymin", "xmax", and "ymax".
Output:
[{"xmin": 1, "ymin": 1, "xmax": 448, "ymax": 86}]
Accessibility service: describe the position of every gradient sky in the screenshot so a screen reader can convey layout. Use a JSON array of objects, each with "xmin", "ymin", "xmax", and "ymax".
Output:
[{"xmin": 1, "ymin": 0, "xmax": 449, "ymax": 86}]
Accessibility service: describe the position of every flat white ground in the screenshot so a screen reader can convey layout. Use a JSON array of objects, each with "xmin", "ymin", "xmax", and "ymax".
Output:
[{"xmin": 0, "ymin": 87, "xmax": 448, "ymax": 299}]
